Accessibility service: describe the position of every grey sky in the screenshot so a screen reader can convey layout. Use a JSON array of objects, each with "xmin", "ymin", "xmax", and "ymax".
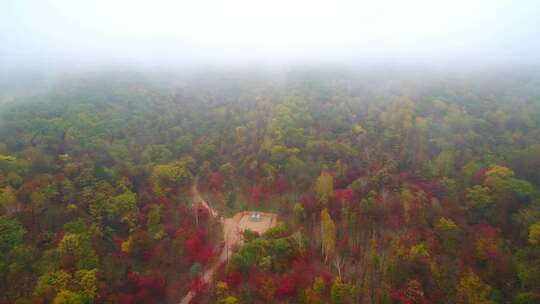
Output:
[{"xmin": 1, "ymin": 0, "xmax": 540, "ymax": 68}]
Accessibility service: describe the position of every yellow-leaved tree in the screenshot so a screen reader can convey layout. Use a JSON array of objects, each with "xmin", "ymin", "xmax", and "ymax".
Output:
[
  {"xmin": 150, "ymin": 158, "xmax": 194, "ymax": 195},
  {"xmin": 321, "ymin": 208, "xmax": 336, "ymax": 263},
  {"xmin": 315, "ymin": 171, "xmax": 333, "ymax": 207}
]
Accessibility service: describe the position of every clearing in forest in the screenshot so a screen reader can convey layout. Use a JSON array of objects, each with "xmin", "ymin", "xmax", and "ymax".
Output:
[{"xmin": 180, "ymin": 180, "xmax": 277, "ymax": 304}]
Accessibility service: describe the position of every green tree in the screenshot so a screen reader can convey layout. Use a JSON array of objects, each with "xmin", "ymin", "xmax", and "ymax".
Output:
[
  {"xmin": 190, "ymin": 262, "xmax": 202, "ymax": 278},
  {"xmin": 465, "ymin": 185, "xmax": 492, "ymax": 210},
  {"xmin": 435, "ymin": 217, "xmax": 460, "ymax": 252},
  {"xmin": 220, "ymin": 162, "xmax": 235, "ymax": 189},
  {"xmin": 293, "ymin": 202, "xmax": 305, "ymax": 223},
  {"xmin": 225, "ymin": 191, "xmax": 236, "ymax": 210},
  {"xmin": 0, "ymin": 217, "xmax": 26, "ymax": 252},
  {"xmin": 507, "ymin": 178, "xmax": 534, "ymax": 199},
  {"xmin": 262, "ymin": 163, "xmax": 276, "ymax": 186},
  {"xmin": 304, "ymin": 276, "xmax": 325, "ymax": 304},
  {"xmin": 73, "ymin": 269, "xmax": 97, "ymax": 301},
  {"xmin": 0, "ymin": 186, "xmax": 17, "ymax": 214},
  {"xmin": 513, "ymin": 292, "xmax": 540, "ymax": 304},
  {"xmin": 106, "ymin": 189, "xmax": 138, "ymax": 232},
  {"xmin": 401, "ymin": 185, "xmax": 414, "ymax": 224},
  {"xmin": 57, "ymin": 233, "xmax": 98, "ymax": 270},
  {"xmin": 34, "ymin": 271, "xmax": 71, "ymax": 298},
  {"xmin": 284, "ymin": 156, "xmax": 310, "ymax": 190},
  {"xmin": 456, "ymin": 271, "xmax": 495, "ymax": 304},
  {"xmin": 352, "ymin": 123, "xmax": 364, "ymax": 136},
  {"xmin": 331, "ymin": 278, "xmax": 351, "ymax": 304},
  {"xmin": 147, "ymin": 205, "xmax": 165, "ymax": 240}
]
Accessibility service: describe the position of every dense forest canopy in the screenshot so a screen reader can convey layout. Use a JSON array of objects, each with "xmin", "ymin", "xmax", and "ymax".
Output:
[{"xmin": 1, "ymin": 67, "xmax": 540, "ymax": 303}]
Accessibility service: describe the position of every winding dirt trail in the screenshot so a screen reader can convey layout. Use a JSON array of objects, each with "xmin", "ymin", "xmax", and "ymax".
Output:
[{"xmin": 179, "ymin": 178, "xmax": 277, "ymax": 304}]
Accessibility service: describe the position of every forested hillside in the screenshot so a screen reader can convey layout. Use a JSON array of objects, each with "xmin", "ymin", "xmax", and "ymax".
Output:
[{"xmin": 1, "ymin": 69, "xmax": 540, "ymax": 304}]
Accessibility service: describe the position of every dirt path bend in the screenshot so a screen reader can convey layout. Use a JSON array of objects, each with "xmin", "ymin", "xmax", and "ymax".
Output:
[
  {"xmin": 179, "ymin": 178, "xmax": 277, "ymax": 304},
  {"xmin": 191, "ymin": 177, "xmax": 218, "ymax": 218}
]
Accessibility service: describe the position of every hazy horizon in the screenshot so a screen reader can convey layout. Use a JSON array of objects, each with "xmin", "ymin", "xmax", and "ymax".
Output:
[{"xmin": 2, "ymin": 0, "xmax": 540, "ymax": 71}]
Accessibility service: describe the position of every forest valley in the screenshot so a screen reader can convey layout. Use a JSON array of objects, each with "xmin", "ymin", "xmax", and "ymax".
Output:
[{"xmin": 1, "ymin": 68, "xmax": 540, "ymax": 304}]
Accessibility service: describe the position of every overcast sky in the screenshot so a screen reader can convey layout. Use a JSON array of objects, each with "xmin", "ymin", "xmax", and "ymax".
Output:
[{"xmin": 1, "ymin": 0, "xmax": 540, "ymax": 69}]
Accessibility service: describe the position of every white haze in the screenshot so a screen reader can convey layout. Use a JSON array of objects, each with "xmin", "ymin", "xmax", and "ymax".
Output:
[{"xmin": 1, "ymin": 0, "xmax": 540, "ymax": 70}]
